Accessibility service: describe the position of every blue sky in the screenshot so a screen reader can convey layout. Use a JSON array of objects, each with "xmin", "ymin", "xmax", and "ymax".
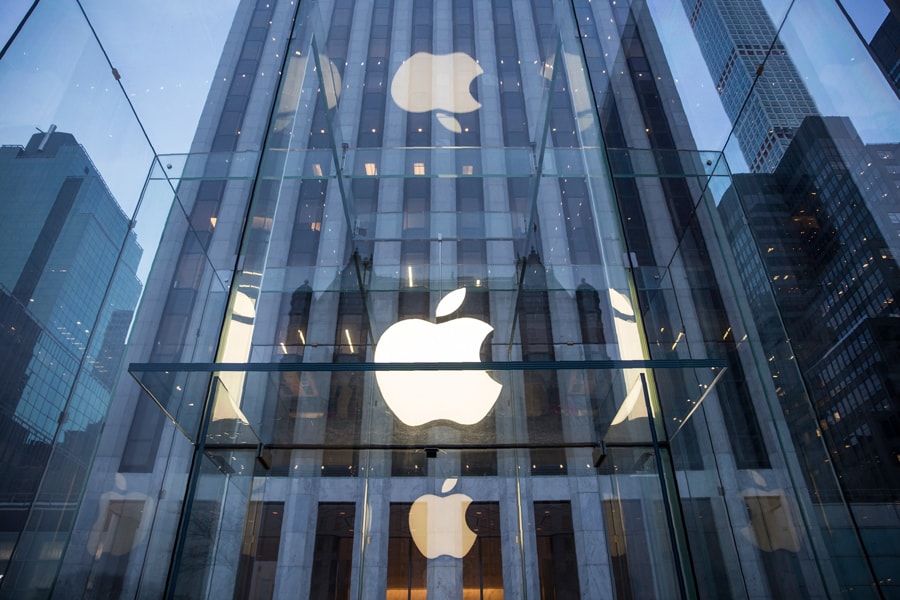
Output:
[
  {"xmin": 0, "ymin": 0, "xmax": 33, "ymax": 47},
  {"xmin": 3, "ymin": 0, "xmax": 896, "ymax": 190},
  {"xmin": 841, "ymin": 0, "xmax": 890, "ymax": 39}
]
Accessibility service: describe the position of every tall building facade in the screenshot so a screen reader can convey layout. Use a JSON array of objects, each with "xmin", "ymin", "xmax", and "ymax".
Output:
[
  {"xmin": 682, "ymin": 0, "xmax": 820, "ymax": 173},
  {"xmin": 719, "ymin": 115, "xmax": 900, "ymax": 597},
  {"xmin": 683, "ymin": 0, "xmax": 900, "ymax": 590},
  {"xmin": 0, "ymin": 0, "xmax": 897, "ymax": 598},
  {"xmin": 0, "ymin": 131, "xmax": 142, "ymax": 591},
  {"xmin": 722, "ymin": 117, "xmax": 900, "ymax": 498},
  {"xmin": 869, "ymin": 3, "xmax": 900, "ymax": 93}
]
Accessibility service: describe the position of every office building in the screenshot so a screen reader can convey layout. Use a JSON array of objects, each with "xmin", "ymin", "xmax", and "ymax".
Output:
[
  {"xmin": 0, "ymin": 0, "xmax": 897, "ymax": 598},
  {"xmin": 869, "ymin": 3, "xmax": 900, "ymax": 93},
  {"xmin": 0, "ymin": 131, "xmax": 142, "ymax": 591},
  {"xmin": 684, "ymin": 0, "xmax": 900, "ymax": 587},
  {"xmin": 719, "ymin": 114, "xmax": 900, "ymax": 591},
  {"xmin": 682, "ymin": 0, "xmax": 819, "ymax": 173}
]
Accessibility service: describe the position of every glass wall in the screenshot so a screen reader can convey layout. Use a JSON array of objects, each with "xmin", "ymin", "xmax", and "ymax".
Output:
[
  {"xmin": 0, "ymin": 0, "xmax": 897, "ymax": 598},
  {"xmin": 0, "ymin": 1, "xmax": 240, "ymax": 597}
]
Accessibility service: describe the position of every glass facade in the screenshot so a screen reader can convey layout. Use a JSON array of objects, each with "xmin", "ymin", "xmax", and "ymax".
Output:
[{"xmin": 0, "ymin": 0, "xmax": 897, "ymax": 598}]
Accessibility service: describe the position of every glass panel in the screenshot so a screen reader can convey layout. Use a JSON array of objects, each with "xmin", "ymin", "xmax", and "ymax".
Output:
[
  {"xmin": 129, "ymin": 362, "xmax": 725, "ymax": 453},
  {"xmin": 0, "ymin": 1, "xmax": 158, "ymax": 595},
  {"xmin": 701, "ymin": 0, "xmax": 900, "ymax": 594},
  {"xmin": 78, "ymin": 0, "xmax": 243, "ymax": 155},
  {"xmin": 170, "ymin": 449, "xmax": 256, "ymax": 599},
  {"xmin": 71, "ymin": 423, "xmax": 194, "ymax": 598},
  {"xmin": 2, "ymin": 0, "xmax": 895, "ymax": 597}
]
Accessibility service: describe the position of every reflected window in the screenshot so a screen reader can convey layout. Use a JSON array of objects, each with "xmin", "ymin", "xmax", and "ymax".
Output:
[
  {"xmin": 235, "ymin": 501, "xmax": 284, "ymax": 600},
  {"xmin": 323, "ymin": 273, "xmax": 367, "ymax": 475},
  {"xmin": 403, "ymin": 186, "xmax": 428, "ymax": 236},
  {"xmin": 288, "ymin": 182, "xmax": 326, "ymax": 266},
  {"xmin": 682, "ymin": 498, "xmax": 733, "ymax": 598},
  {"xmin": 172, "ymin": 500, "xmax": 221, "ymax": 598},
  {"xmin": 534, "ymin": 502, "xmax": 580, "ymax": 598},
  {"xmin": 744, "ymin": 495, "xmax": 804, "ymax": 598},
  {"xmin": 391, "ymin": 283, "xmax": 429, "ymax": 476},
  {"xmin": 603, "ymin": 499, "xmax": 653, "ymax": 599},
  {"xmin": 518, "ymin": 250, "xmax": 566, "ymax": 473},
  {"xmin": 463, "ymin": 502, "xmax": 504, "ymax": 597},
  {"xmin": 575, "ymin": 279, "xmax": 606, "ymax": 347},
  {"xmin": 280, "ymin": 281, "xmax": 312, "ymax": 356},
  {"xmin": 387, "ymin": 503, "xmax": 427, "ymax": 598},
  {"xmin": 309, "ymin": 503, "xmax": 355, "ymax": 600}
]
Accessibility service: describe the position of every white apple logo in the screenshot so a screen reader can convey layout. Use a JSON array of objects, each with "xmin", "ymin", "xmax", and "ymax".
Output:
[
  {"xmin": 409, "ymin": 478, "xmax": 477, "ymax": 559},
  {"xmin": 374, "ymin": 287, "xmax": 501, "ymax": 426},
  {"xmin": 87, "ymin": 473, "xmax": 154, "ymax": 558},
  {"xmin": 390, "ymin": 52, "xmax": 483, "ymax": 133}
]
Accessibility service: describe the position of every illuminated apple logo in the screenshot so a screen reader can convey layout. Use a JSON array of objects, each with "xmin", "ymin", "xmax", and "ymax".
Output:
[
  {"xmin": 390, "ymin": 52, "xmax": 483, "ymax": 133},
  {"xmin": 409, "ymin": 478, "xmax": 477, "ymax": 559},
  {"xmin": 374, "ymin": 288, "xmax": 501, "ymax": 426}
]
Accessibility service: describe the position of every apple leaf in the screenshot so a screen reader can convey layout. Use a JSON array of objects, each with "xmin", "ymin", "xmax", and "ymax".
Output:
[
  {"xmin": 435, "ymin": 112, "xmax": 463, "ymax": 133},
  {"xmin": 435, "ymin": 287, "xmax": 466, "ymax": 318},
  {"xmin": 442, "ymin": 478, "xmax": 457, "ymax": 494}
]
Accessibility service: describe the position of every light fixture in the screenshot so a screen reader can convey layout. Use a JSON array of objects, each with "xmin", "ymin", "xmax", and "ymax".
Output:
[{"xmin": 344, "ymin": 328, "xmax": 355, "ymax": 353}]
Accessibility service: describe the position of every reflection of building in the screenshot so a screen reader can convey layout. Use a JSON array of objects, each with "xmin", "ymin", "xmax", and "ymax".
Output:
[
  {"xmin": 682, "ymin": 0, "xmax": 819, "ymax": 172},
  {"xmin": 0, "ymin": 130, "xmax": 142, "ymax": 588},
  {"xmin": 685, "ymin": 1, "xmax": 900, "ymax": 588},
  {"xmin": 722, "ymin": 116, "xmax": 900, "ymax": 496},
  {"xmin": 0, "ymin": 0, "xmax": 893, "ymax": 598},
  {"xmin": 721, "ymin": 115, "xmax": 900, "ymax": 585},
  {"xmin": 869, "ymin": 5, "xmax": 900, "ymax": 93}
]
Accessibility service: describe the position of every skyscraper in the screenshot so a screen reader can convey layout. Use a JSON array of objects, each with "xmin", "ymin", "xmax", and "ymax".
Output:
[
  {"xmin": 720, "ymin": 115, "xmax": 900, "ymax": 591},
  {"xmin": 0, "ymin": 130, "xmax": 142, "ymax": 592},
  {"xmin": 0, "ymin": 0, "xmax": 897, "ymax": 598},
  {"xmin": 682, "ymin": 0, "xmax": 820, "ymax": 172},
  {"xmin": 681, "ymin": 0, "xmax": 900, "ymax": 589},
  {"xmin": 868, "ymin": 3, "xmax": 900, "ymax": 93},
  {"xmin": 52, "ymin": 0, "xmax": 821, "ymax": 596}
]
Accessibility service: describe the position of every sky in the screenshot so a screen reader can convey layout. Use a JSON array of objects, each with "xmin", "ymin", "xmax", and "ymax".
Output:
[
  {"xmin": 4, "ymin": 0, "xmax": 895, "ymax": 186},
  {"xmin": 840, "ymin": 0, "xmax": 890, "ymax": 39},
  {"xmin": 0, "ymin": 0, "xmax": 33, "ymax": 48}
]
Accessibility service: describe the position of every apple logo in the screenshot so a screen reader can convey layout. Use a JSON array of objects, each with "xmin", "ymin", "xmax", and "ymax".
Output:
[
  {"xmin": 374, "ymin": 287, "xmax": 501, "ymax": 426},
  {"xmin": 87, "ymin": 473, "xmax": 154, "ymax": 558},
  {"xmin": 390, "ymin": 52, "xmax": 483, "ymax": 133},
  {"xmin": 409, "ymin": 478, "xmax": 477, "ymax": 559},
  {"xmin": 740, "ymin": 472, "xmax": 800, "ymax": 552}
]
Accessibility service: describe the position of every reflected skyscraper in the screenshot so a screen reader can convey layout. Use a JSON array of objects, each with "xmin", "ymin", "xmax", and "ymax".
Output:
[
  {"xmin": 682, "ymin": 0, "xmax": 819, "ymax": 172},
  {"xmin": 869, "ymin": 4, "xmax": 900, "ymax": 93},
  {"xmin": 719, "ymin": 115, "xmax": 900, "ymax": 583},
  {"xmin": 0, "ymin": 130, "xmax": 142, "ymax": 588},
  {"xmin": 682, "ymin": 0, "xmax": 900, "ymax": 588}
]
